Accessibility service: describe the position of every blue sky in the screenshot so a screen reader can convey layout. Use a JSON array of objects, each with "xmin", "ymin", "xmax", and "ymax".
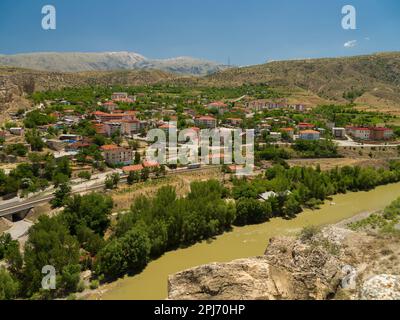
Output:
[{"xmin": 0, "ymin": 0, "xmax": 399, "ymax": 65}]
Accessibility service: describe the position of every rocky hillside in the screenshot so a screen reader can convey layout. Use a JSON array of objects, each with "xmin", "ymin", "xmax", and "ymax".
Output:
[
  {"xmin": 205, "ymin": 52, "xmax": 400, "ymax": 112},
  {"xmin": 168, "ymin": 224, "xmax": 400, "ymax": 300},
  {"xmin": 0, "ymin": 52, "xmax": 229, "ymax": 76},
  {"xmin": 0, "ymin": 67, "xmax": 177, "ymax": 122}
]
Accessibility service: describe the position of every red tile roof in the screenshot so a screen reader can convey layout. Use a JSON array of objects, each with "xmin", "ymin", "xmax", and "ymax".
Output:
[
  {"xmin": 143, "ymin": 161, "xmax": 160, "ymax": 168},
  {"xmin": 122, "ymin": 164, "xmax": 143, "ymax": 172},
  {"xmin": 100, "ymin": 144, "xmax": 121, "ymax": 151}
]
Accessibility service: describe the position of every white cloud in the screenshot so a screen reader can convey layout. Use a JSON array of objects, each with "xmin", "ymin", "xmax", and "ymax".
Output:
[
  {"xmin": 344, "ymin": 40, "xmax": 358, "ymax": 48},
  {"xmin": 364, "ymin": 37, "xmax": 370, "ymax": 41}
]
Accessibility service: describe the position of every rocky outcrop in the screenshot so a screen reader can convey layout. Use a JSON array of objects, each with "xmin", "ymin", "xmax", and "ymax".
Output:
[{"xmin": 168, "ymin": 226, "xmax": 400, "ymax": 300}]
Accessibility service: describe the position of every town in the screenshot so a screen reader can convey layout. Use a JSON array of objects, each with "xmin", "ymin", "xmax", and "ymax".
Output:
[{"xmin": 2, "ymin": 83, "xmax": 400, "ymax": 300}]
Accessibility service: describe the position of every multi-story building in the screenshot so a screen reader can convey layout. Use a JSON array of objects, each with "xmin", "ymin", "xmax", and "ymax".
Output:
[
  {"xmin": 102, "ymin": 101, "xmax": 118, "ymax": 113},
  {"xmin": 299, "ymin": 130, "xmax": 320, "ymax": 141},
  {"xmin": 112, "ymin": 92, "xmax": 128, "ymax": 100},
  {"xmin": 332, "ymin": 127, "xmax": 346, "ymax": 139},
  {"xmin": 92, "ymin": 111, "xmax": 135, "ymax": 123},
  {"xmin": 121, "ymin": 119, "xmax": 146, "ymax": 136},
  {"xmin": 346, "ymin": 127, "xmax": 371, "ymax": 140},
  {"xmin": 298, "ymin": 123, "xmax": 315, "ymax": 131},
  {"xmin": 370, "ymin": 127, "xmax": 394, "ymax": 140},
  {"xmin": 226, "ymin": 118, "xmax": 243, "ymax": 127},
  {"xmin": 101, "ymin": 145, "xmax": 133, "ymax": 165},
  {"xmin": 346, "ymin": 126, "xmax": 394, "ymax": 141},
  {"xmin": 104, "ymin": 122, "xmax": 122, "ymax": 137},
  {"xmin": 195, "ymin": 116, "xmax": 217, "ymax": 129},
  {"xmin": 206, "ymin": 102, "xmax": 228, "ymax": 115}
]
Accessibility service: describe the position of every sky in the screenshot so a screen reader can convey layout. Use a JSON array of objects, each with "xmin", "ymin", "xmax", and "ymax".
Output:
[{"xmin": 0, "ymin": 0, "xmax": 399, "ymax": 66}]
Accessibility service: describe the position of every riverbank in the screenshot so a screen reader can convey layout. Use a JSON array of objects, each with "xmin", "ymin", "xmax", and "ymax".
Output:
[
  {"xmin": 88, "ymin": 182, "xmax": 400, "ymax": 300},
  {"xmin": 168, "ymin": 220, "xmax": 400, "ymax": 300}
]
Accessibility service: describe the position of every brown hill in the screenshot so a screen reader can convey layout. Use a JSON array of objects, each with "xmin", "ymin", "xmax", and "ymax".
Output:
[
  {"xmin": 204, "ymin": 52, "xmax": 400, "ymax": 112},
  {"xmin": 0, "ymin": 67, "xmax": 178, "ymax": 122}
]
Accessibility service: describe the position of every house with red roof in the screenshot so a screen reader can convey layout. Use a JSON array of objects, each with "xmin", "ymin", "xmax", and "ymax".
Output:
[
  {"xmin": 122, "ymin": 164, "xmax": 143, "ymax": 174},
  {"xmin": 100, "ymin": 144, "xmax": 133, "ymax": 165},
  {"xmin": 195, "ymin": 116, "xmax": 217, "ymax": 129},
  {"xmin": 206, "ymin": 101, "xmax": 229, "ymax": 115},
  {"xmin": 299, "ymin": 130, "xmax": 320, "ymax": 141}
]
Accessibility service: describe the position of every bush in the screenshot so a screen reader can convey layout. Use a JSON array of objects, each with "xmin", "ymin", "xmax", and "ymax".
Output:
[
  {"xmin": 0, "ymin": 268, "xmax": 19, "ymax": 300},
  {"xmin": 300, "ymin": 226, "xmax": 320, "ymax": 242}
]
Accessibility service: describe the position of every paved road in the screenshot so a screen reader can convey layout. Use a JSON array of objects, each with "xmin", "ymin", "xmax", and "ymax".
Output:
[{"xmin": 0, "ymin": 166, "xmax": 218, "ymax": 217}]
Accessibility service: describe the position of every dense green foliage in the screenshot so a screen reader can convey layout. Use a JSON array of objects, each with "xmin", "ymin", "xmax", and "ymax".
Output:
[
  {"xmin": 232, "ymin": 162, "xmax": 400, "ymax": 223},
  {"xmin": 99, "ymin": 181, "xmax": 235, "ymax": 278},
  {"xmin": 293, "ymin": 139, "xmax": 339, "ymax": 158},
  {"xmin": 0, "ymin": 154, "xmax": 71, "ymax": 196},
  {"xmin": 22, "ymin": 216, "xmax": 81, "ymax": 298},
  {"xmin": 0, "ymin": 268, "xmax": 19, "ymax": 300}
]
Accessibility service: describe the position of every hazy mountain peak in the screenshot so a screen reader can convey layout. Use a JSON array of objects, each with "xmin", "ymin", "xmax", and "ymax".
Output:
[{"xmin": 0, "ymin": 51, "xmax": 228, "ymax": 75}]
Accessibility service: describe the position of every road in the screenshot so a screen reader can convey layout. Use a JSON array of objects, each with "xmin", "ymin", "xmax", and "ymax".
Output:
[{"xmin": 0, "ymin": 166, "xmax": 219, "ymax": 218}]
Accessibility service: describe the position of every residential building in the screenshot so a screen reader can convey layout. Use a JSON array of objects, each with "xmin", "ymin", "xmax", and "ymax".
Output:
[
  {"xmin": 332, "ymin": 127, "xmax": 346, "ymax": 139},
  {"xmin": 195, "ymin": 116, "xmax": 217, "ymax": 129},
  {"xmin": 269, "ymin": 132, "xmax": 282, "ymax": 141},
  {"xmin": 101, "ymin": 145, "xmax": 133, "ymax": 165},
  {"xmin": 346, "ymin": 127, "xmax": 371, "ymax": 140},
  {"xmin": 46, "ymin": 139, "xmax": 66, "ymax": 151},
  {"xmin": 102, "ymin": 101, "xmax": 118, "ymax": 112},
  {"xmin": 298, "ymin": 123, "xmax": 315, "ymax": 131},
  {"xmin": 299, "ymin": 130, "xmax": 320, "ymax": 141},
  {"xmin": 92, "ymin": 111, "xmax": 135, "ymax": 123},
  {"xmin": 280, "ymin": 128, "xmax": 295, "ymax": 139},
  {"xmin": 9, "ymin": 127, "xmax": 24, "ymax": 136},
  {"xmin": 121, "ymin": 119, "xmax": 146, "ymax": 135},
  {"xmin": 65, "ymin": 142, "xmax": 90, "ymax": 152},
  {"xmin": 370, "ymin": 127, "xmax": 394, "ymax": 140},
  {"xmin": 59, "ymin": 134, "xmax": 82, "ymax": 142},
  {"xmin": 122, "ymin": 164, "xmax": 143, "ymax": 174},
  {"xmin": 93, "ymin": 123, "xmax": 107, "ymax": 135},
  {"xmin": 111, "ymin": 92, "xmax": 128, "ymax": 100},
  {"xmin": 206, "ymin": 102, "xmax": 228, "ymax": 115},
  {"xmin": 104, "ymin": 122, "xmax": 122, "ymax": 137},
  {"xmin": 143, "ymin": 161, "xmax": 160, "ymax": 170},
  {"xmin": 226, "ymin": 118, "xmax": 243, "ymax": 127}
]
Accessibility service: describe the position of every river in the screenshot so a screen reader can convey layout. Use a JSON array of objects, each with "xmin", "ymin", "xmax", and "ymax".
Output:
[{"xmin": 98, "ymin": 182, "xmax": 400, "ymax": 300}]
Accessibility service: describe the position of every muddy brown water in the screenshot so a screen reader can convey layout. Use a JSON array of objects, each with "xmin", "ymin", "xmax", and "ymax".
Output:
[{"xmin": 98, "ymin": 182, "xmax": 400, "ymax": 300}]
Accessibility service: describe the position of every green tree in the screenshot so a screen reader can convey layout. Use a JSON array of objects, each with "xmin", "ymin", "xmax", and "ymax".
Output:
[
  {"xmin": 22, "ymin": 216, "xmax": 80, "ymax": 297},
  {"xmin": 62, "ymin": 193, "xmax": 113, "ymax": 236},
  {"xmin": 0, "ymin": 268, "xmax": 19, "ymax": 300},
  {"xmin": 134, "ymin": 152, "xmax": 141, "ymax": 165},
  {"xmin": 127, "ymin": 170, "xmax": 140, "ymax": 185},
  {"xmin": 51, "ymin": 183, "xmax": 72, "ymax": 209},
  {"xmin": 78, "ymin": 171, "xmax": 91, "ymax": 181},
  {"xmin": 25, "ymin": 129, "xmax": 45, "ymax": 151},
  {"xmin": 235, "ymin": 198, "xmax": 272, "ymax": 226},
  {"xmin": 95, "ymin": 229, "xmax": 151, "ymax": 278}
]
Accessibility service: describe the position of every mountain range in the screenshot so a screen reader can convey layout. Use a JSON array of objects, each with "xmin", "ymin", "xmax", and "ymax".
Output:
[{"xmin": 0, "ymin": 52, "xmax": 230, "ymax": 76}]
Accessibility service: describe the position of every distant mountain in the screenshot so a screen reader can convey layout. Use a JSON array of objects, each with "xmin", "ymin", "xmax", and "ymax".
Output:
[
  {"xmin": 135, "ymin": 56, "xmax": 230, "ymax": 75},
  {"xmin": 0, "ymin": 52, "xmax": 230, "ymax": 76}
]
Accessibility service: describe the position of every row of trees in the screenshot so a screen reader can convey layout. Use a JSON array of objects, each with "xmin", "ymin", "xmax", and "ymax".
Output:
[
  {"xmin": 96, "ymin": 180, "xmax": 235, "ymax": 278},
  {"xmin": 232, "ymin": 161, "xmax": 400, "ymax": 224},
  {"xmin": 0, "ymin": 154, "xmax": 72, "ymax": 197}
]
